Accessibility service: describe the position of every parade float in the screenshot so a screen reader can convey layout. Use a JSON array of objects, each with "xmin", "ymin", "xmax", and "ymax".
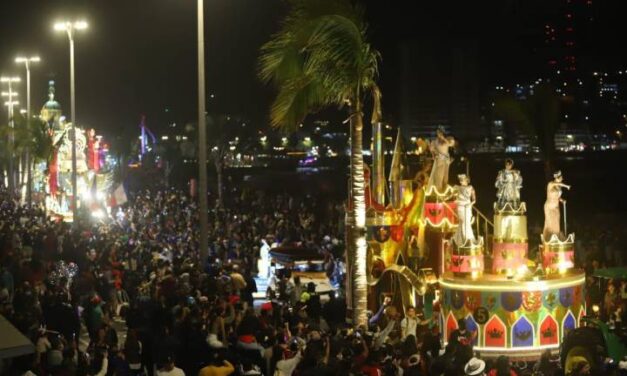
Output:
[
  {"xmin": 364, "ymin": 125, "xmax": 585, "ymax": 359},
  {"xmin": 38, "ymin": 81, "xmax": 113, "ymax": 221}
]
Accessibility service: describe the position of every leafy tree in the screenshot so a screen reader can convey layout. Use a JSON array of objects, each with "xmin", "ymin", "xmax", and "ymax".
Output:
[{"xmin": 258, "ymin": 0, "xmax": 382, "ymax": 325}]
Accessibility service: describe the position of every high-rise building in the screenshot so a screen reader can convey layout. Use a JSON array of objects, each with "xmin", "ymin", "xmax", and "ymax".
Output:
[
  {"xmin": 542, "ymin": 0, "xmax": 594, "ymax": 92},
  {"xmin": 399, "ymin": 39, "xmax": 480, "ymax": 141}
]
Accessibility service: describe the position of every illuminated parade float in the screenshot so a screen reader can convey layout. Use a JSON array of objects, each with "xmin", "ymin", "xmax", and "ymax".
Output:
[
  {"xmin": 38, "ymin": 81, "xmax": 112, "ymax": 221},
  {"xmin": 365, "ymin": 126, "xmax": 585, "ymax": 359}
]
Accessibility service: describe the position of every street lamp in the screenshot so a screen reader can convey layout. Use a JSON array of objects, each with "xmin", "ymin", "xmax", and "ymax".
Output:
[
  {"xmin": 16, "ymin": 56, "xmax": 40, "ymax": 205},
  {"xmin": 1, "ymin": 76, "xmax": 21, "ymax": 195},
  {"xmin": 54, "ymin": 20, "xmax": 87, "ymax": 222},
  {"xmin": 196, "ymin": 0, "xmax": 209, "ymax": 270}
]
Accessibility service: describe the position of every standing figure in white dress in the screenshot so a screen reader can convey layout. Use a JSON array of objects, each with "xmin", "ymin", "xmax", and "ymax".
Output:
[
  {"xmin": 453, "ymin": 174, "xmax": 476, "ymax": 245},
  {"xmin": 543, "ymin": 171, "xmax": 571, "ymax": 240},
  {"xmin": 427, "ymin": 128, "xmax": 456, "ymax": 192},
  {"xmin": 257, "ymin": 236, "xmax": 272, "ymax": 279}
]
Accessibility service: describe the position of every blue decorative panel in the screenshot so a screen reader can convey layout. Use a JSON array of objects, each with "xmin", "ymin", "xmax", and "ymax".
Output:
[
  {"xmin": 512, "ymin": 315, "xmax": 534, "ymax": 347},
  {"xmin": 465, "ymin": 314, "xmax": 479, "ymax": 346},
  {"xmin": 562, "ymin": 311, "xmax": 576, "ymax": 339}
]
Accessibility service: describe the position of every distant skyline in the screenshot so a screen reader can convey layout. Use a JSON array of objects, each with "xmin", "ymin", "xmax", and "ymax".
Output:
[{"xmin": 0, "ymin": 0, "xmax": 625, "ymax": 138}]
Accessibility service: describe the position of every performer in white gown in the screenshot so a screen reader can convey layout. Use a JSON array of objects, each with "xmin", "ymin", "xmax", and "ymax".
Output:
[
  {"xmin": 427, "ymin": 128, "xmax": 455, "ymax": 192},
  {"xmin": 543, "ymin": 171, "xmax": 571, "ymax": 240},
  {"xmin": 453, "ymin": 174, "xmax": 476, "ymax": 246},
  {"xmin": 257, "ymin": 236, "xmax": 271, "ymax": 279}
]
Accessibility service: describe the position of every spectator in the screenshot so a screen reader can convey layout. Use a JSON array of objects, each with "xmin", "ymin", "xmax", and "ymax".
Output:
[
  {"xmin": 464, "ymin": 357, "xmax": 486, "ymax": 376},
  {"xmin": 487, "ymin": 355, "xmax": 518, "ymax": 376},
  {"xmin": 198, "ymin": 352, "xmax": 235, "ymax": 376},
  {"xmin": 124, "ymin": 329, "xmax": 143, "ymax": 375},
  {"xmin": 157, "ymin": 356, "xmax": 185, "ymax": 376},
  {"xmin": 401, "ymin": 306, "xmax": 418, "ymax": 341}
]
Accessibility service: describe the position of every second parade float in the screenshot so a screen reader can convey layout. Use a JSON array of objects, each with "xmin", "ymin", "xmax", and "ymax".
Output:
[{"xmin": 363, "ymin": 125, "xmax": 585, "ymax": 359}]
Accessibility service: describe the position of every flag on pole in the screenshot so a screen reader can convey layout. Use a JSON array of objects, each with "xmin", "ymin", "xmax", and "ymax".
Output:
[{"xmin": 111, "ymin": 184, "xmax": 128, "ymax": 206}]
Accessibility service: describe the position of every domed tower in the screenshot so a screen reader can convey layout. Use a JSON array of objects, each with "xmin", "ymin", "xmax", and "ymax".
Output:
[{"xmin": 40, "ymin": 80, "xmax": 62, "ymax": 128}]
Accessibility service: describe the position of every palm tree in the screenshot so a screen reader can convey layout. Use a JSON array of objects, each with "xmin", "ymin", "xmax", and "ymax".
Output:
[
  {"xmin": 0, "ymin": 115, "xmax": 53, "ymax": 199},
  {"xmin": 495, "ymin": 83, "xmax": 561, "ymax": 178},
  {"xmin": 258, "ymin": 0, "xmax": 381, "ymax": 326}
]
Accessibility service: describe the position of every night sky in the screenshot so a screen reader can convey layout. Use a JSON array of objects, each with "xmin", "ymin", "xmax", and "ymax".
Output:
[{"xmin": 1, "ymin": 0, "xmax": 625, "ymax": 139}]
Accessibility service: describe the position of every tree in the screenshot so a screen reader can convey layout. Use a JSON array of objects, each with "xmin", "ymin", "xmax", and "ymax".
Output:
[
  {"xmin": 0, "ymin": 115, "xmax": 52, "ymax": 198},
  {"xmin": 495, "ymin": 83, "xmax": 561, "ymax": 178},
  {"xmin": 258, "ymin": 0, "xmax": 381, "ymax": 326}
]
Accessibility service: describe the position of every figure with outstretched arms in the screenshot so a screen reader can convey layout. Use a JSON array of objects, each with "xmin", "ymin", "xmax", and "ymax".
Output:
[{"xmin": 543, "ymin": 170, "xmax": 571, "ymax": 240}]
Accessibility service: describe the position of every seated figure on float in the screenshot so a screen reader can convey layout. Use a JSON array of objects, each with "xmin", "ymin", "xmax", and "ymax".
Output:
[
  {"xmin": 449, "ymin": 174, "xmax": 484, "ymax": 278},
  {"xmin": 492, "ymin": 159, "xmax": 528, "ymax": 276},
  {"xmin": 541, "ymin": 171, "xmax": 574, "ymax": 275}
]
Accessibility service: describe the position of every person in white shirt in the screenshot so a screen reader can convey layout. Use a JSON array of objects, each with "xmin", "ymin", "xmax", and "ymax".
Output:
[
  {"xmin": 156, "ymin": 357, "xmax": 185, "ymax": 376},
  {"xmin": 401, "ymin": 306, "xmax": 418, "ymax": 341},
  {"xmin": 275, "ymin": 347, "xmax": 302, "ymax": 376}
]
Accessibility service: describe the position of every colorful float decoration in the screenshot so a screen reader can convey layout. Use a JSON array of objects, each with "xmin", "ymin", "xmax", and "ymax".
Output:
[
  {"xmin": 362, "ymin": 128, "xmax": 585, "ymax": 359},
  {"xmin": 38, "ymin": 81, "xmax": 113, "ymax": 221}
]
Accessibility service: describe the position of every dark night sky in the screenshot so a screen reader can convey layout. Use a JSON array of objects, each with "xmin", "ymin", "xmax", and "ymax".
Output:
[{"xmin": 0, "ymin": 0, "xmax": 625, "ymax": 138}]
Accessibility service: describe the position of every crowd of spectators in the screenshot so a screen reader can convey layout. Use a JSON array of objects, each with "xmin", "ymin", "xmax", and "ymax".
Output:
[{"xmin": 1, "ymin": 181, "xmax": 625, "ymax": 376}]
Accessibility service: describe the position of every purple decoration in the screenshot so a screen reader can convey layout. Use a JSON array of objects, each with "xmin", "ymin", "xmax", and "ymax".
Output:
[
  {"xmin": 559, "ymin": 287, "xmax": 574, "ymax": 307},
  {"xmin": 501, "ymin": 291, "xmax": 523, "ymax": 312},
  {"xmin": 563, "ymin": 312, "xmax": 576, "ymax": 339},
  {"xmin": 512, "ymin": 316, "xmax": 534, "ymax": 347},
  {"xmin": 465, "ymin": 315, "xmax": 479, "ymax": 346}
]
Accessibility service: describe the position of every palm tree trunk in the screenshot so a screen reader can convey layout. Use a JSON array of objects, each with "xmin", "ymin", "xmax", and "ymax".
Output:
[
  {"xmin": 215, "ymin": 160, "xmax": 223, "ymax": 207},
  {"xmin": 26, "ymin": 150, "xmax": 32, "ymax": 205},
  {"xmin": 8, "ymin": 155, "xmax": 14, "ymax": 196},
  {"xmin": 19, "ymin": 153, "xmax": 26, "ymax": 199},
  {"xmin": 348, "ymin": 99, "xmax": 368, "ymax": 327}
]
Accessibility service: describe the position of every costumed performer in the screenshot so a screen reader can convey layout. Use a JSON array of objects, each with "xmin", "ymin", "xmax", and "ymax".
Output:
[
  {"xmin": 543, "ymin": 170, "xmax": 571, "ymax": 240},
  {"xmin": 453, "ymin": 174, "xmax": 476, "ymax": 245},
  {"xmin": 427, "ymin": 128, "xmax": 455, "ymax": 192},
  {"xmin": 495, "ymin": 158, "xmax": 523, "ymax": 210}
]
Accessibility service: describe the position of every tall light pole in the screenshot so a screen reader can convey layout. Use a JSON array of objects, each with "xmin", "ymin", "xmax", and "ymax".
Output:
[
  {"xmin": 54, "ymin": 20, "xmax": 87, "ymax": 223},
  {"xmin": 1, "ymin": 76, "xmax": 21, "ymax": 195},
  {"xmin": 197, "ymin": 0, "xmax": 209, "ymax": 270},
  {"xmin": 16, "ymin": 56, "xmax": 40, "ymax": 206}
]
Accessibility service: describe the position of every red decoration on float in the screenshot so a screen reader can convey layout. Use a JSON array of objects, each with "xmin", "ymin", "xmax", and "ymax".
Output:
[
  {"xmin": 464, "ymin": 291, "xmax": 482, "ymax": 312},
  {"xmin": 492, "ymin": 242, "xmax": 528, "ymax": 273},
  {"xmin": 485, "ymin": 315, "xmax": 507, "ymax": 348},
  {"xmin": 424, "ymin": 202, "xmax": 457, "ymax": 225},
  {"xmin": 390, "ymin": 225, "xmax": 404, "ymax": 242},
  {"xmin": 539, "ymin": 315, "xmax": 559, "ymax": 345},
  {"xmin": 522, "ymin": 291, "xmax": 542, "ymax": 312},
  {"xmin": 445, "ymin": 313, "xmax": 458, "ymax": 342}
]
